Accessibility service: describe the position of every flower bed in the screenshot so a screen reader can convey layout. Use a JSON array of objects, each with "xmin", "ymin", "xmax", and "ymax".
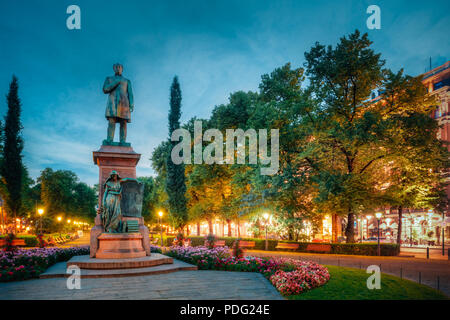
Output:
[
  {"xmin": 150, "ymin": 244, "xmax": 162, "ymax": 254},
  {"xmin": 166, "ymin": 245, "xmax": 330, "ymax": 296},
  {"xmin": 0, "ymin": 246, "xmax": 89, "ymax": 282}
]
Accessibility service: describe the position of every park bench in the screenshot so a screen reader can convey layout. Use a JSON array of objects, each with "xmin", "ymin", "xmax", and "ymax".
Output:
[
  {"xmin": 306, "ymin": 243, "xmax": 332, "ymax": 253},
  {"xmin": 55, "ymin": 237, "xmax": 66, "ymax": 244},
  {"xmin": 46, "ymin": 238, "xmax": 57, "ymax": 246},
  {"xmin": 0, "ymin": 239, "xmax": 26, "ymax": 247},
  {"xmin": 215, "ymin": 240, "xmax": 226, "ymax": 247},
  {"xmin": 275, "ymin": 242, "xmax": 299, "ymax": 251},
  {"xmin": 238, "ymin": 240, "xmax": 255, "ymax": 249}
]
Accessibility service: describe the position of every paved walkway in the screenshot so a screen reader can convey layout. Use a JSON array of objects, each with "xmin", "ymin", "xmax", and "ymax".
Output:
[
  {"xmin": 401, "ymin": 247, "xmax": 448, "ymax": 260},
  {"xmin": 0, "ymin": 270, "xmax": 283, "ymax": 300},
  {"xmin": 246, "ymin": 250, "xmax": 450, "ymax": 297},
  {"xmin": 58, "ymin": 233, "xmax": 90, "ymax": 248}
]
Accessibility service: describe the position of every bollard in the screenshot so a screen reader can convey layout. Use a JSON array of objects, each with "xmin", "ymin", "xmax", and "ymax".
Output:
[
  {"xmin": 338, "ymin": 259, "xmax": 340, "ymax": 267},
  {"xmin": 400, "ymin": 267, "xmax": 402, "ymax": 280},
  {"xmin": 359, "ymin": 262, "xmax": 362, "ymax": 269},
  {"xmin": 426, "ymin": 247, "xmax": 429, "ymax": 259},
  {"xmin": 448, "ymin": 248, "xmax": 449, "ymax": 261},
  {"xmin": 437, "ymin": 276, "xmax": 440, "ymax": 291},
  {"xmin": 419, "ymin": 272, "xmax": 421, "ymax": 284}
]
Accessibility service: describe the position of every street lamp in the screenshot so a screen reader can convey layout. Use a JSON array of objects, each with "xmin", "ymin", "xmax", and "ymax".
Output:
[
  {"xmin": 158, "ymin": 211, "xmax": 164, "ymax": 248},
  {"xmin": 37, "ymin": 208, "xmax": 44, "ymax": 234},
  {"xmin": 442, "ymin": 212, "xmax": 446, "ymax": 256},
  {"xmin": 0, "ymin": 198, "xmax": 4, "ymax": 234},
  {"xmin": 375, "ymin": 212, "xmax": 382, "ymax": 256},
  {"xmin": 57, "ymin": 216, "xmax": 62, "ymax": 237},
  {"xmin": 263, "ymin": 212, "xmax": 270, "ymax": 250}
]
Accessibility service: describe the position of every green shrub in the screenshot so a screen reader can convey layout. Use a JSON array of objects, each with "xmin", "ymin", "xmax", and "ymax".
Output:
[
  {"xmin": 20, "ymin": 235, "xmax": 39, "ymax": 247},
  {"xmin": 0, "ymin": 235, "xmax": 38, "ymax": 247},
  {"xmin": 152, "ymin": 235, "xmax": 400, "ymax": 256}
]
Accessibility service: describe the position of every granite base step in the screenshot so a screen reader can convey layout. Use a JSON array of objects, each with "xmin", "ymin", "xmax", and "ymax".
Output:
[
  {"xmin": 66, "ymin": 253, "xmax": 173, "ymax": 270},
  {"xmin": 40, "ymin": 258, "xmax": 197, "ymax": 279}
]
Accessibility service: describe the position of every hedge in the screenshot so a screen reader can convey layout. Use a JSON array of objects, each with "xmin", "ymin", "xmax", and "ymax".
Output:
[
  {"xmin": 0, "ymin": 235, "xmax": 38, "ymax": 247},
  {"xmin": 151, "ymin": 235, "xmax": 400, "ymax": 256}
]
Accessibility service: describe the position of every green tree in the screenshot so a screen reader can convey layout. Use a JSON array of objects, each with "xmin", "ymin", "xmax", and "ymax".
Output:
[
  {"xmin": 1, "ymin": 76, "xmax": 24, "ymax": 230},
  {"xmin": 375, "ymin": 70, "xmax": 449, "ymax": 244},
  {"xmin": 137, "ymin": 176, "xmax": 159, "ymax": 222},
  {"xmin": 38, "ymin": 168, "xmax": 96, "ymax": 230},
  {"xmin": 248, "ymin": 63, "xmax": 320, "ymax": 240},
  {"xmin": 166, "ymin": 76, "xmax": 188, "ymax": 230},
  {"xmin": 303, "ymin": 30, "xmax": 387, "ymax": 242}
]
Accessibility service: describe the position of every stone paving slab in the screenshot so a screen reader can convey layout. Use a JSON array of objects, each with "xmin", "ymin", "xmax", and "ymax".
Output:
[{"xmin": 0, "ymin": 271, "xmax": 284, "ymax": 300}]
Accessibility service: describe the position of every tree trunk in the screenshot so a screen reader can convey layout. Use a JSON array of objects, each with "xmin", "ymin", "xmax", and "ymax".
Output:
[
  {"xmin": 12, "ymin": 210, "xmax": 16, "ymax": 234},
  {"xmin": 288, "ymin": 226, "xmax": 294, "ymax": 241},
  {"xmin": 332, "ymin": 214, "xmax": 338, "ymax": 243},
  {"xmin": 197, "ymin": 222, "xmax": 200, "ymax": 236},
  {"xmin": 237, "ymin": 220, "xmax": 240, "ymax": 238},
  {"xmin": 186, "ymin": 225, "xmax": 190, "ymax": 236},
  {"xmin": 397, "ymin": 206, "xmax": 403, "ymax": 245},
  {"xmin": 207, "ymin": 218, "xmax": 213, "ymax": 234},
  {"xmin": 227, "ymin": 219, "xmax": 232, "ymax": 237},
  {"xmin": 345, "ymin": 209, "xmax": 355, "ymax": 243},
  {"xmin": 436, "ymin": 226, "xmax": 440, "ymax": 246}
]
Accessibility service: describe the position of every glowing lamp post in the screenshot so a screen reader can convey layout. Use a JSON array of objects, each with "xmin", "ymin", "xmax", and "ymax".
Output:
[
  {"xmin": 263, "ymin": 212, "xmax": 270, "ymax": 250},
  {"xmin": 375, "ymin": 212, "xmax": 382, "ymax": 256},
  {"xmin": 38, "ymin": 208, "xmax": 44, "ymax": 234},
  {"xmin": 57, "ymin": 216, "xmax": 62, "ymax": 237},
  {"xmin": 0, "ymin": 198, "xmax": 4, "ymax": 234},
  {"xmin": 158, "ymin": 211, "xmax": 164, "ymax": 248}
]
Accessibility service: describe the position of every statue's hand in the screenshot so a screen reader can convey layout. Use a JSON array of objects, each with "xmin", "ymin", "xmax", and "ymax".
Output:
[{"xmin": 130, "ymin": 105, "xmax": 134, "ymax": 112}]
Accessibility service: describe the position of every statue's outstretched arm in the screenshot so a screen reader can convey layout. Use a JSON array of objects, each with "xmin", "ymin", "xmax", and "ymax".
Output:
[
  {"xmin": 128, "ymin": 80, "xmax": 134, "ymax": 111},
  {"xmin": 103, "ymin": 77, "xmax": 121, "ymax": 94}
]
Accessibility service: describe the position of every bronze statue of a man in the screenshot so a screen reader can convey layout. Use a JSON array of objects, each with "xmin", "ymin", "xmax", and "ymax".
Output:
[{"xmin": 103, "ymin": 63, "xmax": 134, "ymax": 145}]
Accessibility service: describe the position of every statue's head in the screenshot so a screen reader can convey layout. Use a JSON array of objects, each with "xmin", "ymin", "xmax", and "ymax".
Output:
[
  {"xmin": 113, "ymin": 63, "xmax": 123, "ymax": 76},
  {"xmin": 108, "ymin": 170, "xmax": 121, "ymax": 182}
]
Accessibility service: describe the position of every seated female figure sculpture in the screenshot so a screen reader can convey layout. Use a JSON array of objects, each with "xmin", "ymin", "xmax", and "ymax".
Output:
[{"xmin": 101, "ymin": 170, "xmax": 124, "ymax": 233}]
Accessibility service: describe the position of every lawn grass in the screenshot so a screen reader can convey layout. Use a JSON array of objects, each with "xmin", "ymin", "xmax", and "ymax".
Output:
[{"xmin": 289, "ymin": 265, "xmax": 448, "ymax": 300}]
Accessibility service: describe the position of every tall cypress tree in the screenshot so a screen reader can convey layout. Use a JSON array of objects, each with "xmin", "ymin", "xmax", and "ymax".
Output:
[
  {"xmin": 166, "ymin": 76, "xmax": 187, "ymax": 231},
  {"xmin": 2, "ymin": 76, "xmax": 24, "ymax": 232}
]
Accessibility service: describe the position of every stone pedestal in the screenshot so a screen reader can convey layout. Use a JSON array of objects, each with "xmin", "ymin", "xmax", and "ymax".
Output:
[
  {"xmin": 90, "ymin": 216, "xmax": 151, "ymax": 258},
  {"xmin": 90, "ymin": 143, "xmax": 151, "ymax": 259},
  {"xmin": 96, "ymin": 233, "xmax": 147, "ymax": 259},
  {"xmin": 93, "ymin": 144, "xmax": 141, "ymax": 208}
]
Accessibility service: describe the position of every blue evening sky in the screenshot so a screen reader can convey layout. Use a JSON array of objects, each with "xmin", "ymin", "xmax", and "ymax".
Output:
[{"xmin": 0, "ymin": 0, "xmax": 448, "ymax": 185}]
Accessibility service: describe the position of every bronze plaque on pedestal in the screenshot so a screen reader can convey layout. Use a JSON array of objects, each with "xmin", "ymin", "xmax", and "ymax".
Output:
[{"xmin": 120, "ymin": 179, "xmax": 144, "ymax": 217}]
